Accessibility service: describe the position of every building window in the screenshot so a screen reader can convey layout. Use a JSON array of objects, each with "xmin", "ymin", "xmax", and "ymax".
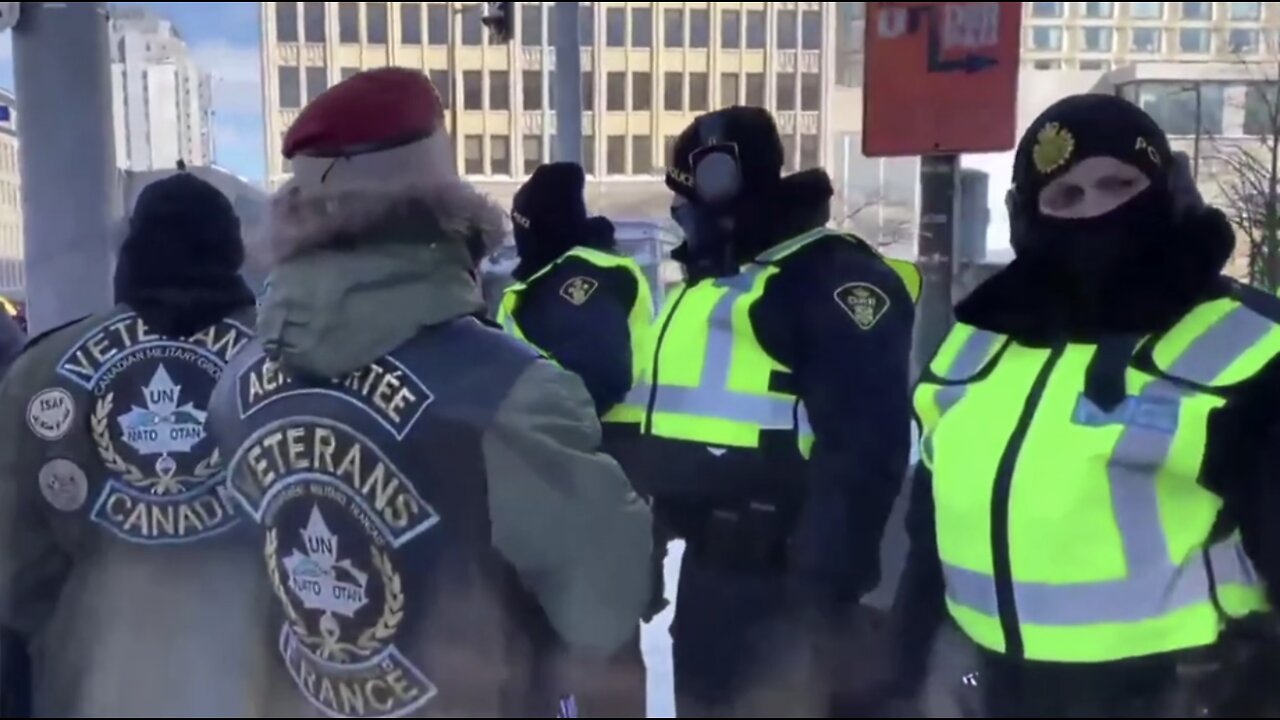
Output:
[
  {"xmin": 1229, "ymin": 2, "xmax": 1262, "ymax": 21},
  {"xmin": 1032, "ymin": 59, "xmax": 1063, "ymax": 70},
  {"xmin": 303, "ymin": 2, "xmax": 326, "ymax": 42},
  {"xmin": 633, "ymin": 72, "xmax": 652, "ymax": 111},
  {"xmin": 632, "ymin": 7, "xmax": 653, "ymax": 47},
  {"xmin": 276, "ymin": 3, "xmax": 299, "ymax": 43},
  {"xmin": 664, "ymin": 72, "xmax": 684, "ymax": 111},
  {"xmin": 801, "ymin": 11, "xmax": 822, "ymax": 50},
  {"xmin": 1131, "ymin": 27, "xmax": 1162, "ymax": 52},
  {"xmin": 427, "ymin": 3, "xmax": 449, "ymax": 45},
  {"xmin": 689, "ymin": 72, "xmax": 708, "ymax": 111},
  {"xmin": 746, "ymin": 10, "xmax": 766, "ymax": 49},
  {"xmin": 776, "ymin": 73, "xmax": 796, "ymax": 111},
  {"xmin": 1133, "ymin": 82, "xmax": 1224, "ymax": 136},
  {"xmin": 1082, "ymin": 26, "xmax": 1114, "ymax": 51},
  {"xmin": 305, "ymin": 67, "xmax": 328, "ymax": 102},
  {"xmin": 800, "ymin": 72, "xmax": 820, "ymax": 110},
  {"xmin": 1182, "ymin": 2, "xmax": 1213, "ymax": 20},
  {"xmin": 664, "ymin": 135, "xmax": 679, "ymax": 166},
  {"xmin": 722, "ymin": 10, "xmax": 741, "ymax": 49},
  {"xmin": 463, "ymin": 4, "xmax": 483, "ymax": 45},
  {"xmin": 1078, "ymin": 59, "xmax": 1112, "ymax": 70},
  {"xmin": 580, "ymin": 6, "xmax": 595, "ymax": 45},
  {"xmin": 521, "ymin": 5, "xmax": 541, "ymax": 46},
  {"xmin": 338, "ymin": 1, "xmax": 359, "ymax": 42},
  {"xmin": 279, "ymin": 66, "xmax": 301, "ymax": 109},
  {"xmin": 523, "ymin": 71, "xmax": 543, "ymax": 110},
  {"xmin": 428, "ymin": 67, "xmax": 450, "ymax": 109},
  {"xmin": 721, "ymin": 73, "xmax": 740, "ymax": 106},
  {"xmin": 1083, "ymin": 2, "xmax": 1114, "ymax": 18},
  {"xmin": 1030, "ymin": 26, "xmax": 1064, "ymax": 50},
  {"xmin": 366, "ymin": 3, "xmax": 388, "ymax": 43},
  {"xmin": 1029, "ymin": 2, "xmax": 1064, "ymax": 17},
  {"xmin": 1244, "ymin": 84, "xmax": 1277, "ymax": 136},
  {"xmin": 607, "ymin": 136, "xmax": 626, "ymax": 175},
  {"xmin": 490, "ymin": 70, "xmax": 510, "ymax": 110},
  {"xmin": 664, "ymin": 8, "xmax": 684, "ymax": 48},
  {"xmin": 523, "ymin": 136, "xmax": 544, "ymax": 175},
  {"xmin": 401, "ymin": 3, "xmax": 422, "ymax": 44},
  {"xmin": 463, "ymin": 70, "xmax": 483, "ymax": 109},
  {"xmin": 1179, "ymin": 27, "xmax": 1211, "ymax": 52},
  {"xmin": 778, "ymin": 10, "xmax": 798, "ymax": 50},
  {"xmin": 491, "ymin": 135, "xmax": 510, "ymax": 176},
  {"xmin": 632, "ymin": 135, "xmax": 652, "ymax": 174},
  {"xmin": 607, "ymin": 72, "xmax": 626, "ymax": 111},
  {"xmin": 464, "ymin": 136, "xmax": 483, "ymax": 175},
  {"xmin": 690, "ymin": 9, "xmax": 710, "ymax": 48},
  {"xmin": 1230, "ymin": 28, "xmax": 1261, "ymax": 53},
  {"xmin": 341, "ymin": 66, "xmax": 361, "ymax": 80},
  {"xmin": 607, "ymin": 8, "xmax": 625, "ymax": 46},
  {"xmin": 1130, "ymin": 2, "xmax": 1164, "ymax": 19},
  {"xmin": 746, "ymin": 73, "xmax": 765, "ymax": 106},
  {"xmin": 800, "ymin": 134, "xmax": 819, "ymax": 170},
  {"xmin": 582, "ymin": 71, "xmax": 595, "ymax": 111}
]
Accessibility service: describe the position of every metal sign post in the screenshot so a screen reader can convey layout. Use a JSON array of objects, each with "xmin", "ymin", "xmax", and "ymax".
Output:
[{"xmin": 552, "ymin": 2, "xmax": 582, "ymax": 164}]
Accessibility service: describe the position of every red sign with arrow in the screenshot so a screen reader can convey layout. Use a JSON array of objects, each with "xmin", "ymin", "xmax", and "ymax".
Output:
[{"xmin": 862, "ymin": 2, "xmax": 1022, "ymax": 157}]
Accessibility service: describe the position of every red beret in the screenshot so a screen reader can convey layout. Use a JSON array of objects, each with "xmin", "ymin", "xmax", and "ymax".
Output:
[{"xmin": 283, "ymin": 67, "xmax": 445, "ymax": 160}]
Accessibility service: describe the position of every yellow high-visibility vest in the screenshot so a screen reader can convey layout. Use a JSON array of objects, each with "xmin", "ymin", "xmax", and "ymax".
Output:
[
  {"xmin": 497, "ymin": 245, "xmax": 654, "ymax": 387},
  {"xmin": 610, "ymin": 227, "xmax": 921, "ymax": 457},
  {"xmin": 915, "ymin": 296, "xmax": 1276, "ymax": 663}
]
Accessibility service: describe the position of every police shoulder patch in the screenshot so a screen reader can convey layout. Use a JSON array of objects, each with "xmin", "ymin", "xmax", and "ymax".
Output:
[
  {"xmin": 560, "ymin": 276, "xmax": 599, "ymax": 306},
  {"xmin": 835, "ymin": 282, "xmax": 891, "ymax": 330}
]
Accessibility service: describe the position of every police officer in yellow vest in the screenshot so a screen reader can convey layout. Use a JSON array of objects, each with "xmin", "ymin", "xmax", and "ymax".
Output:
[
  {"xmin": 892, "ymin": 95, "xmax": 1280, "ymax": 717},
  {"xmin": 605, "ymin": 106, "xmax": 920, "ymax": 716},
  {"xmin": 497, "ymin": 162, "xmax": 656, "ymax": 717},
  {"xmin": 497, "ymin": 162, "xmax": 654, "ymax": 415}
]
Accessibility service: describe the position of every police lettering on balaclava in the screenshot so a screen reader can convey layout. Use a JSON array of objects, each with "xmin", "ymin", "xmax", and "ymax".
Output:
[
  {"xmin": 1008, "ymin": 94, "xmax": 1185, "ymax": 290},
  {"xmin": 666, "ymin": 107, "xmax": 787, "ymax": 277}
]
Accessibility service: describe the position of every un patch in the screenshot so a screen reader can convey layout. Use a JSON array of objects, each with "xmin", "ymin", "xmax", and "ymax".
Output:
[
  {"xmin": 56, "ymin": 314, "xmax": 252, "ymax": 544},
  {"xmin": 835, "ymin": 282, "xmax": 890, "ymax": 330},
  {"xmin": 232, "ymin": 418, "xmax": 440, "ymax": 718},
  {"xmin": 560, "ymin": 276, "xmax": 599, "ymax": 306}
]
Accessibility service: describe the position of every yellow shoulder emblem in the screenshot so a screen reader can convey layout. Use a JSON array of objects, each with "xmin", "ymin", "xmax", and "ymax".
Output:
[
  {"xmin": 835, "ymin": 283, "xmax": 890, "ymax": 330},
  {"xmin": 560, "ymin": 276, "xmax": 599, "ymax": 306}
]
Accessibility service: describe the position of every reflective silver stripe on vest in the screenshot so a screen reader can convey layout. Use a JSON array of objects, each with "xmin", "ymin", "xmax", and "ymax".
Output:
[
  {"xmin": 501, "ymin": 311, "xmax": 518, "ymax": 334},
  {"xmin": 920, "ymin": 329, "xmax": 1001, "ymax": 465},
  {"xmin": 943, "ymin": 305, "xmax": 1272, "ymax": 626},
  {"xmin": 627, "ymin": 271, "xmax": 812, "ymax": 437}
]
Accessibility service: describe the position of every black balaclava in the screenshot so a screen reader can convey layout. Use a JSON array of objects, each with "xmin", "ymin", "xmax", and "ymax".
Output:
[
  {"xmin": 114, "ymin": 173, "xmax": 255, "ymax": 337},
  {"xmin": 510, "ymin": 162, "xmax": 614, "ymax": 281},
  {"xmin": 961, "ymin": 93, "xmax": 1234, "ymax": 340}
]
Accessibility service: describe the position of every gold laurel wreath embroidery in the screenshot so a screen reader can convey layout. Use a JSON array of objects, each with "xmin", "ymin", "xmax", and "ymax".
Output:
[
  {"xmin": 92, "ymin": 393, "xmax": 222, "ymax": 494},
  {"xmin": 91, "ymin": 394, "xmax": 145, "ymax": 484},
  {"xmin": 265, "ymin": 527, "xmax": 405, "ymax": 662}
]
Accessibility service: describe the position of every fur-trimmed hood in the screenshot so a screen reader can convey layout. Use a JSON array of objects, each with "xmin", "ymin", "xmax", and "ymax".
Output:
[{"xmin": 253, "ymin": 176, "xmax": 509, "ymax": 269}]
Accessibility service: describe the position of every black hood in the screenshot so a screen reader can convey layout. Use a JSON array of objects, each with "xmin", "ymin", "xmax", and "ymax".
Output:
[
  {"xmin": 114, "ymin": 173, "xmax": 255, "ymax": 337},
  {"xmin": 510, "ymin": 162, "xmax": 616, "ymax": 280}
]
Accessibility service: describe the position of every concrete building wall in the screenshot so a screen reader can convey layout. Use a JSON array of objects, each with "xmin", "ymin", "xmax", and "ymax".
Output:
[
  {"xmin": 0, "ymin": 90, "xmax": 22, "ymax": 295},
  {"xmin": 110, "ymin": 7, "xmax": 214, "ymax": 171}
]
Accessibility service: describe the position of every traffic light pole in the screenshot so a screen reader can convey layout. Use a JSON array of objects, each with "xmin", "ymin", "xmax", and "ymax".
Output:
[
  {"xmin": 552, "ymin": 2, "xmax": 583, "ymax": 164},
  {"xmin": 14, "ymin": 2, "xmax": 118, "ymax": 334},
  {"xmin": 913, "ymin": 154, "xmax": 960, "ymax": 379}
]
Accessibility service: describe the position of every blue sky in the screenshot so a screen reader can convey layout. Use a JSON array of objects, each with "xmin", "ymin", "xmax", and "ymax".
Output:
[{"xmin": 0, "ymin": 2, "xmax": 265, "ymax": 184}]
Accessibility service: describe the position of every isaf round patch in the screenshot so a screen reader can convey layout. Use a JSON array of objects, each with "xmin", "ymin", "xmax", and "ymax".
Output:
[
  {"xmin": 560, "ymin": 276, "xmax": 599, "ymax": 306},
  {"xmin": 835, "ymin": 282, "xmax": 891, "ymax": 330},
  {"xmin": 38, "ymin": 458, "xmax": 88, "ymax": 512},
  {"xmin": 27, "ymin": 388, "xmax": 76, "ymax": 442}
]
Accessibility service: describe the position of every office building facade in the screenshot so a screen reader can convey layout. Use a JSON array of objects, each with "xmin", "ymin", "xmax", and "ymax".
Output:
[
  {"xmin": 262, "ymin": 1, "xmax": 841, "ymax": 196},
  {"xmin": 110, "ymin": 6, "xmax": 214, "ymax": 172}
]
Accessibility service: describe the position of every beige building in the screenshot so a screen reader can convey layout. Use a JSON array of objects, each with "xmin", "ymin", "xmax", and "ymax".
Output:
[
  {"xmin": 0, "ymin": 89, "xmax": 22, "ymax": 296},
  {"xmin": 1023, "ymin": 1, "xmax": 1280, "ymax": 71},
  {"xmin": 261, "ymin": 1, "xmax": 851, "ymax": 211}
]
